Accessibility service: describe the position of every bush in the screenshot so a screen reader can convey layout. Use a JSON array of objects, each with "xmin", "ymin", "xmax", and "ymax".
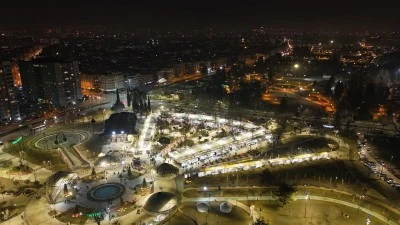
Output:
[
  {"xmin": 33, "ymin": 181, "xmax": 41, "ymax": 187},
  {"xmin": 199, "ymin": 139, "xmax": 209, "ymax": 144},
  {"xmin": 184, "ymin": 139, "xmax": 195, "ymax": 147}
]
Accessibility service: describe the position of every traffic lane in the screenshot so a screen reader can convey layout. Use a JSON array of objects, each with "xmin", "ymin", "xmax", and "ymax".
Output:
[{"xmin": 357, "ymin": 135, "xmax": 400, "ymax": 192}]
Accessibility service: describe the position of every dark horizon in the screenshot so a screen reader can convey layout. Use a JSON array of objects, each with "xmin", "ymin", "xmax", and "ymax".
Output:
[{"xmin": 1, "ymin": 1, "xmax": 400, "ymax": 31}]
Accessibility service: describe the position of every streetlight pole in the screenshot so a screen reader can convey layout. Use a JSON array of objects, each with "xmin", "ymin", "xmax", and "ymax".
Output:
[
  {"xmin": 390, "ymin": 155, "xmax": 394, "ymax": 169},
  {"xmin": 366, "ymin": 214, "xmax": 371, "ymax": 225},
  {"xmin": 304, "ymin": 192, "xmax": 309, "ymax": 218}
]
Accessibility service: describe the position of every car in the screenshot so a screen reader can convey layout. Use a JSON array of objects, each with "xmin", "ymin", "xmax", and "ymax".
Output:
[
  {"xmin": 386, "ymin": 179, "xmax": 395, "ymax": 184},
  {"xmin": 185, "ymin": 179, "xmax": 192, "ymax": 184}
]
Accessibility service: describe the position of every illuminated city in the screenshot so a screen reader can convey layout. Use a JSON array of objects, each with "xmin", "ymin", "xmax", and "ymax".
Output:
[{"xmin": 0, "ymin": 1, "xmax": 400, "ymax": 225}]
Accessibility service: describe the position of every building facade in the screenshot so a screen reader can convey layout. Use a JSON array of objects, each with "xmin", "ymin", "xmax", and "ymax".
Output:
[
  {"xmin": 18, "ymin": 59, "xmax": 82, "ymax": 107},
  {"xmin": 98, "ymin": 73, "xmax": 125, "ymax": 91},
  {"xmin": 80, "ymin": 74, "xmax": 100, "ymax": 90},
  {"xmin": 0, "ymin": 61, "xmax": 20, "ymax": 121}
]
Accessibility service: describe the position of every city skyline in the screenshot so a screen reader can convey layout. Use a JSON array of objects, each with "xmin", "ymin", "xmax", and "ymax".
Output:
[{"xmin": 1, "ymin": 1, "xmax": 400, "ymax": 31}]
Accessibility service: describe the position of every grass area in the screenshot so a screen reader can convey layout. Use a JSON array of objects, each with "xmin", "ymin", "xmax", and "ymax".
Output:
[
  {"xmin": 81, "ymin": 135, "xmax": 105, "ymax": 159},
  {"xmin": 183, "ymin": 187, "xmax": 270, "ymax": 198},
  {"xmin": 281, "ymin": 135, "xmax": 314, "ymax": 145},
  {"xmin": 5, "ymin": 144, "xmax": 67, "ymax": 171},
  {"xmin": 186, "ymin": 160, "xmax": 362, "ymax": 194},
  {"xmin": 168, "ymin": 202, "xmax": 252, "ymax": 225},
  {"xmin": 338, "ymin": 135, "xmax": 359, "ymax": 160},
  {"xmin": 8, "ymin": 164, "xmax": 33, "ymax": 174},
  {"xmin": 250, "ymin": 198, "xmax": 389, "ymax": 225},
  {"xmin": 269, "ymin": 136, "xmax": 337, "ymax": 158},
  {"xmin": 369, "ymin": 136, "xmax": 400, "ymax": 168},
  {"xmin": 182, "ymin": 186, "xmax": 399, "ymax": 224},
  {"xmin": 0, "ymin": 160, "xmax": 12, "ymax": 168}
]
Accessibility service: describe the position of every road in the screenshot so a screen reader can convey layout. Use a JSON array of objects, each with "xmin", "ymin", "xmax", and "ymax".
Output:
[
  {"xmin": 0, "ymin": 100, "xmax": 110, "ymax": 140},
  {"xmin": 357, "ymin": 133, "xmax": 400, "ymax": 191}
]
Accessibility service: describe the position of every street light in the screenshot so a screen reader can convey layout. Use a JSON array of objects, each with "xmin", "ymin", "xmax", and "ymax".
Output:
[
  {"xmin": 294, "ymin": 64, "xmax": 299, "ymax": 69},
  {"xmin": 390, "ymin": 155, "xmax": 394, "ymax": 169},
  {"xmin": 304, "ymin": 192, "xmax": 309, "ymax": 218}
]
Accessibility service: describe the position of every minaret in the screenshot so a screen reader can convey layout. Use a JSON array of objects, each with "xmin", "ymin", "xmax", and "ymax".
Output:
[
  {"xmin": 111, "ymin": 88, "xmax": 125, "ymax": 112},
  {"xmin": 116, "ymin": 89, "xmax": 121, "ymax": 103}
]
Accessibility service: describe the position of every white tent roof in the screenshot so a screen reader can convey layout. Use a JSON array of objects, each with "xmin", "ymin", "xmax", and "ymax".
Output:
[
  {"xmin": 196, "ymin": 202, "xmax": 209, "ymax": 213},
  {"xmin": 219, "ymin": 202, "xmax": 232, "ymax": 213}
]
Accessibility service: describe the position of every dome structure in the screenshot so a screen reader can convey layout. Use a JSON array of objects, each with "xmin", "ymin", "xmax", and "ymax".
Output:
[
  {"xmin": 158, "ymin": 137, "xmax": 171, "ymax": 145},
  {"xmin": 111, "ymin": 89, "xmax": 125, "ymax": 113},
  {"xmin": 143, "ymin": 192, "xmax": 178, "ymax": 215},
  {"xmin": 196, "ymin": 202, "xmax": 209, "ymax": 213},
  {"xmin": 156, "ymin": 163, "xmax": 179, "ymax": 178},
  {"xmin": 45, "ymin": 171, "xmax": 78, "ymax": 203},
  {"xmin": 219, "ymin": 202, "xmax": 232, "ymax": 213}
]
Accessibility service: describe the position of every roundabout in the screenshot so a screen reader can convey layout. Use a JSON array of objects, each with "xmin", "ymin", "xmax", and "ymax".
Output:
[{"xmin": 34, "ymin": 131, "xmax": 88, "ymax": 150}]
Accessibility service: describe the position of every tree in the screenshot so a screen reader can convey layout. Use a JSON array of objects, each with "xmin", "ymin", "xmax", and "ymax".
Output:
[
  {"xmin": 272, "ymin": 182, "xmax": 297, "ymax": 207},
  {"xmin": 267, "ymin": 68, "xmax": 276, "ymax": 83},
  {"xmin": 261, "ymin": 169, "xmax": 272, "ymax": 186},
  {"xmin": 127, "ymin": 165, "xmax": 132, "ymax": 177},
  {"xmin": 334, "ymin": 80, "xmax": 344, "ymax": 100},
  {"xmin": 279, "ymin": 97, "xmax": 288, "ymax": 112},
  {"xmin": 142, "ymin": 178, "xmax": 148, "ymax": 188},
  {"xmin": 127, "ymin": 91, "xmax": 131, "ymax": 107},
  {"xmin": 120, "ymin": 197, "xmax": 124, "ymax": 206},
  {"xmin": 253, "ymin": 217, "xmax": 268, "ymax": 225},
  {"xmin": 63, "ymin": 183, "xmax": 68, "ymax": 195},
  {"xmin": 91, "ymin": 118, "xmax": 96, "ymax": 134},
  {"xmin": 91, "ymin": 167, "xmax": 96, "ymax": 177},
  {"xmin": 200, "ymin": 63, "xmax": 208, "ymax": 75},
  {"xmin": 74, "ymin": 204, "xmax": 79, "ymax": 213},
  {"xmin": 325, "ymin": 75, "xmax": 335, "ymax": 95},
  {"xmin": 312, "ymin": 80, "xmax": 317, "ymax": 87},
  {"xmin": 112, "ymin": 219, "xmax": 121, "ymax": 225}
]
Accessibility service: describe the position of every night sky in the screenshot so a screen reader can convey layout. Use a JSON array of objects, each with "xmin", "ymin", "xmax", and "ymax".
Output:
[{"xmin": 1, "ymin": 1, "xmax": 400, "ymax": 30}]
